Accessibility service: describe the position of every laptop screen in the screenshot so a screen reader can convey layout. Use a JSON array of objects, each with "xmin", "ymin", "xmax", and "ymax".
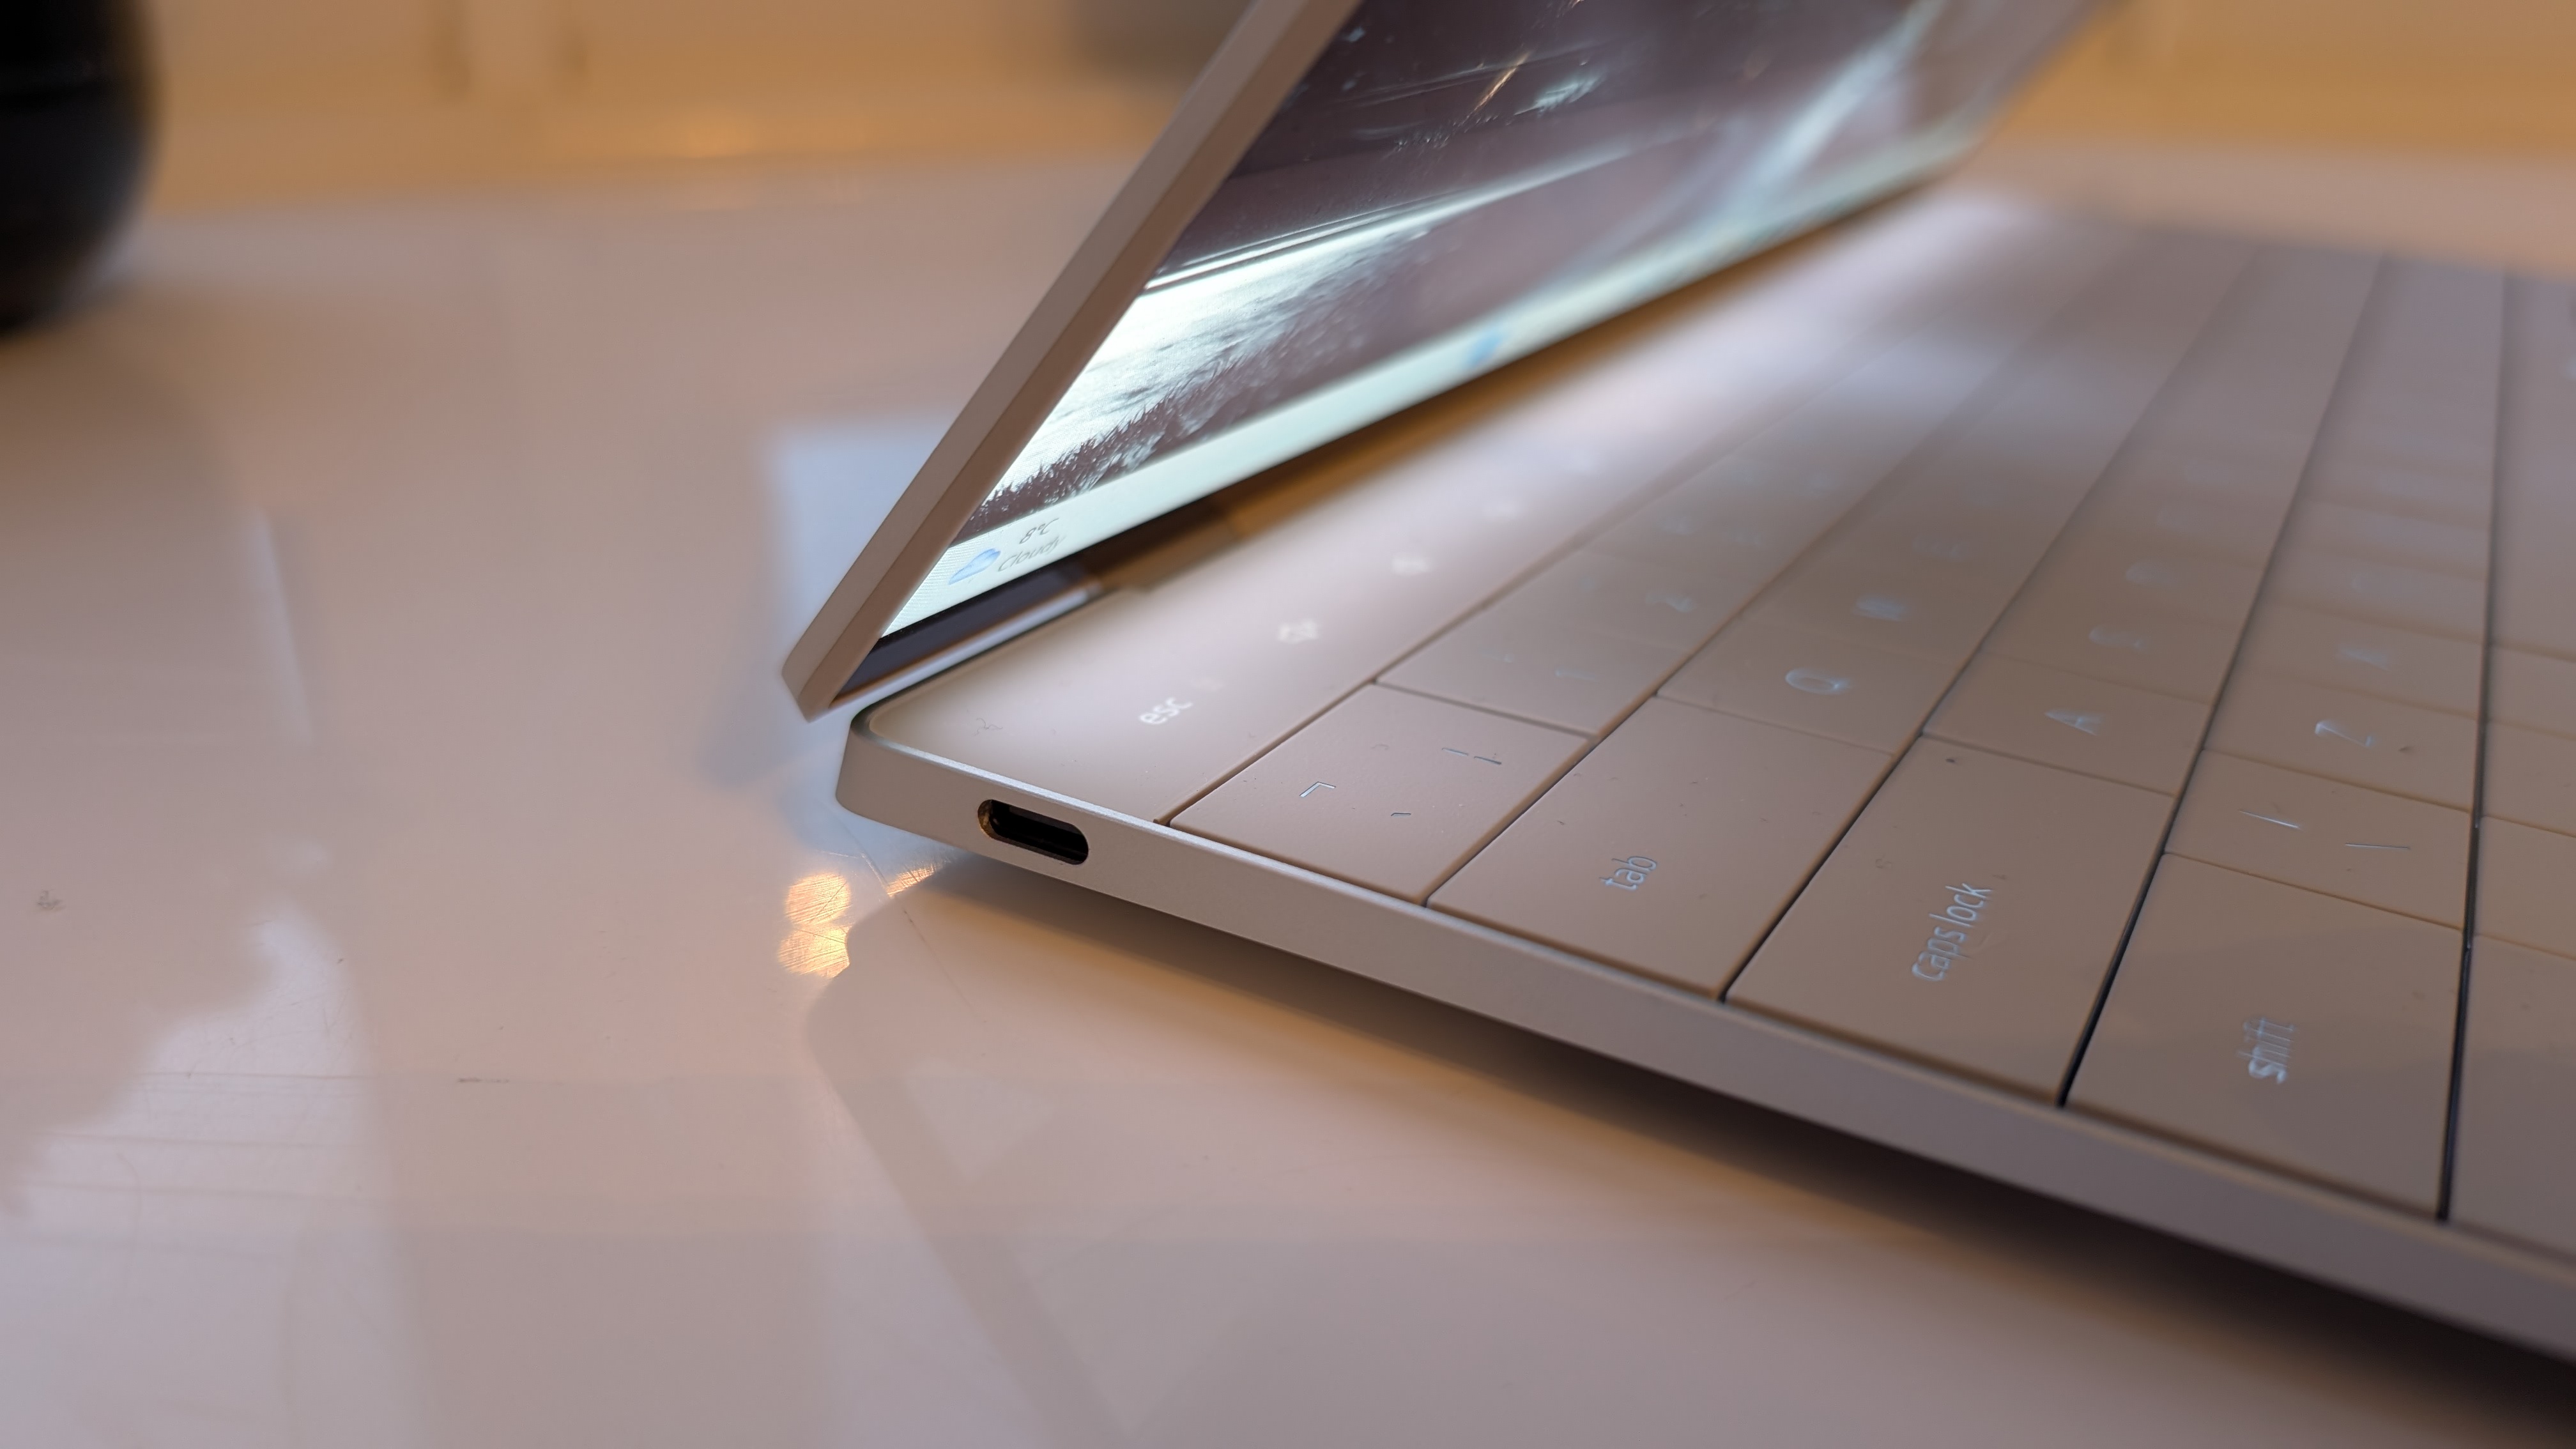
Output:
[{"xmin": 884, "ymin": 0, "xmax": 2092, "ymax": 634}]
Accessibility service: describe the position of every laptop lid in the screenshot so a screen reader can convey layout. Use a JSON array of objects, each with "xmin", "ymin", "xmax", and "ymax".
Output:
[{"xmin": 784, "ymin": 0, "xmax": 2099, "ymax": 719}]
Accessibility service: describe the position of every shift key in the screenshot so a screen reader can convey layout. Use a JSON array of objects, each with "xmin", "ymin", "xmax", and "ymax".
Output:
[{"xmin": 1728, "ymin": 742, "xmax": 2173, "ymax": 1097}]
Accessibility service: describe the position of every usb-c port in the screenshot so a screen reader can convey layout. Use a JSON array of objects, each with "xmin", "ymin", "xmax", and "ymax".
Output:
[{"xmin": 978, "ymin": 800, "xmax": 1089, "ymax": 864}]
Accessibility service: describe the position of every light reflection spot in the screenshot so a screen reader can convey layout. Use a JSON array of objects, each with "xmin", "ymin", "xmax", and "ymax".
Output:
[
  {"xmin": 785, "ymin": 871, "xmax": 853, "ymax": 927},
  {"xmin": 779, "ymin": 926, "xmax": 850, "ymax": 978}
]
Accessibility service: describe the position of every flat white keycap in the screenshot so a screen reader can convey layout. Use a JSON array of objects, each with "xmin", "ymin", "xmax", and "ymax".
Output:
[
  {"xmin": 1866, "ymin": 453, "xmax": 2087, "ymax": 536},
  {"xmin": 2450, "ymin": 936, "xmax": 2576, "ymax": 1259},
  {"xmin": 1431, "ymin": 702, "xmax": 1890, "ymax": 993},
  {"xmin": 1586, "ymin": 474, "xmax": 1842, "ymax": 578},
  {"xmin": 1746, "ymin": 551, "xmax": 2015, "ymax": 667},
  {"xmin": 1728, "ymin": 742, "xmax": 2172, "ymax": 1097},
  {"xmin": 2074, "ymin": 484, "xmax": 2287, "ymax": 567},
  {"xmin": 1923, "ymin": 652, "xmax": 2209, "ymax": 795},
  {"xmin": 2165, "ymin": 751, "xmax": 2471, "ymax": 926},
  {"xmin": 2489, "ymin": 649, "xmax": 2576, "ymax": 739},
  {"xmin": 2264, "ymin": 546, "xmax": 2488, "ymax": 641},
  {"xmin": 2204, "ymin": 673, "xmax": 2478, "ymax": 809},
  {"xmin": 2494, "ymin": 278, "xmax": 2576, "ymax": 662},
  {"xmin": 1982, "ymin": 589, "xmax": 2241, "ymax": 703},
  {"xmin": 2131, "ymin": 243, "xmax": 2375, "ymax": 464},
  {"xmin": 2279, "ymin": 501, "xmax": 2488, "ymax": 578},
  {"xmin": 1827, "ymin": 509, "xmax": 2060, "ymax": 595},
  {"xmin": 2020, "ymin": 534, "xmax": 2266, "ymax": 630},
  {"xmin": 2494, "ymin": 542, "xmax": 2576, "ymax": 663},
  {"xmin": 2476, "ymin": 819, "xmax": 2576, "ymax": 961},
  {"xmin": 2069, "ymin": 857, "xmax": 2460, "ymax": 1212},
  {"xmin": 1725, "ymin": 230, "xmax": 2119, "ymax": 489},
  {"xmin": 1381, "ymin": 612, "xmax": 1684, "ymax": 736},
  {"xmin": 1491, "ymin": 549, "xmax": 1763, "ymax": 652},
  {"xmin": 2233, "ymin": 602, "xmax": 2482, "ymax": 716},
  {"xmin": 1658, "ymin": 617, "xmax": 1956, "ymax": 753},
  {"xmin": 2108, "ymin": 445, "xmax": 2303, "ymax": 512},
  {"xmin": 1174, "ymin": 686, "xmax": 1588, "ymax": 902},
  {"xmin": 2483, "ymin": 723, "xmax": 2576, "ymax": 838},
  {"xmin": 866, "ymin": 437, "xmax": 1664, "ymax": 819},
  {"xmin": 2307, "ymin": 457, "xmax": 2490, "ymax": 530}
]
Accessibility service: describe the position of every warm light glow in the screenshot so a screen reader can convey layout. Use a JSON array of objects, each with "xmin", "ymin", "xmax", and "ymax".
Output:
[
  {"xmin": 882, "ymin": 865, "xmax": 937, "ymax": 896},
  {"xmin": 784, "ymin": 871, "xmax": 853, "ymax": 927},
  {"xmin": 779, "ymin": 871, "xmax": 856, "ymax": 977},
  {"xmin": 778, "ymin": 925, "xmax": 850, "ymax": 977}
]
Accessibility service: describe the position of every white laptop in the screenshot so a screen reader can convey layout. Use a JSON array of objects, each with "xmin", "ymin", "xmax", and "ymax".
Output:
[{"xmin": 784, "ymin": 0, "xmax": 2576, "ymax": 1356}]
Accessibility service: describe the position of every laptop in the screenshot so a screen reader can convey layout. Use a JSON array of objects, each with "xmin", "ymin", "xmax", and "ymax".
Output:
[{"xmin": 785, "ymin": 0, "xmax": 2576, "ymax": 1356}]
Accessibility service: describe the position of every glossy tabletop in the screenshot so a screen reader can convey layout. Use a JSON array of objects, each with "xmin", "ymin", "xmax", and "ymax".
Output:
[{"xmin": 5, "ymin": 150, "xmax": 2575, "ymax": 1445}]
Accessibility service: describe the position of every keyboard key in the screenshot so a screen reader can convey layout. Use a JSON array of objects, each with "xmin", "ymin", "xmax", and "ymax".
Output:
[
  {"xmin": 2450, "ymin": 936, "xmax": 2576, "ymax": 1259},
  {"xmin": 2021, "ymin": 534, "xmax": 2266, "ymax": 629},
  {"xmin": 2165, "ymin": 752, "xmax": 2471, "ymax": 926},
  {"xmin": 1586, "ymin": 476, "xmax": 1839, "ymax": 579},
  {"xmin": 2483, "ymin": 723, "xmax": 2576, "ymax": 838},
  {"xmin": 1982, "ymin": 590, "xmax": 2241, "ymax": 703},
  {"xmin": 2109, "ymin": 444, "xmax": 2303, "ymax": 511},
  {"xmin": 2140, "ymin": 243, "xmax": 2375, "ymax": 461},
  {"xmin": 2204, "ymin": 674, "xmax": 2478, "ymax": 809},
  {"xmin": 2264, "ymin": 547, "xmax": 2488, "ymax": 641},
  {"xmin": 2476, "ymin": 819, "xmax": 2576, "ymax": 961},
  {"xmin": 1381, "ymin": 612, "xmax": 1683, "ymax": 735},
  {"xmin": 1827, "ymin": 508, "xmax": 2059, "ymax": 595},
  {"xmin": 2233, "ymin": 603, "xmax": 2482, "ymax": 716},
  {"xmin": 2308, "ymin": 457, "xmax": 2491, "ymax": 530},
  {"xmin": 1747, "ymin": 550, "xmax": 2014, "ymax": 667},
  {"xmin": 2279, "ymin": 502, "xmax": 2488, "ymax": 578},
  {"xmin": 2489, "ymin": 649, "xmax": 2576, "ymax": 739},
  {"xmin": 2494, "ymin": 545, "xmax": 2576, "ymax": 663},
  {"xmin": 1658, "ymin": 617, "xmax": 1955, "ymax": 753},
  {"xmin": 2069, "ymin": 857, "xmax": 2460, "ymax": 1212},
  {"xmin": 1492, "ymin": 549, "xmax": 1761, "ymax": 652},
  {"xmin": 1173, "ymin": 686, "xmax": 1588, "ymax": 902},
  {"xmin": 866, "ymin": 436, "xmax": 1667, "ymax": 818},
  {"xmin": 2076, "ymin": 484, "xmax": 2287, "ymax": 567},
  {"xmin": 2494, "ymin": 277, "xmax": 2576, "ymax": 662},
  {"xmin": 1924, "ymin": 653, "xmax": 2209, "ymax": 795},
  {"xmin": 1728, "ymin": 742, "xmax": 2172, "ymax": 1096},
  {"xmin": 1431, "ymin": 702, "xmax": 1890, "ymax": 993}
]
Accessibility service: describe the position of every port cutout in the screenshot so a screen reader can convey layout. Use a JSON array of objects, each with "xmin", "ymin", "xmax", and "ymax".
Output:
[{"xmin": 978, "ymin": 800, "xmax": 1089, "ymax": 864}]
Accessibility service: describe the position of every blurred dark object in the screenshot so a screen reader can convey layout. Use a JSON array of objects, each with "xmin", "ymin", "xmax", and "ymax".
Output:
[{"xmin": 1, "ymin": 0, "xmax": 149, "ymax": 330}]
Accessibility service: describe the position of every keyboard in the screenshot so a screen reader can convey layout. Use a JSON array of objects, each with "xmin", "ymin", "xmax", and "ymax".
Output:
[{"xmin": 861, "ymin": 195, "xmax": 2576, "ymax": 1281}]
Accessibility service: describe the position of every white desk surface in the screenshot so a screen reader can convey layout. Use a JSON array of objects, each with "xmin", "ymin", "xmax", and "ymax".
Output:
[{"xmin": 7, "ymin": 144, "xmax": 2576, "ymax": 1446}]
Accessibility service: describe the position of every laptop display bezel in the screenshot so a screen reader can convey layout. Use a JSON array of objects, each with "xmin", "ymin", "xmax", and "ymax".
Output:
[{"xmin": 783, "ymin": 0, "xmax": 1358, "ymax": 717}]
